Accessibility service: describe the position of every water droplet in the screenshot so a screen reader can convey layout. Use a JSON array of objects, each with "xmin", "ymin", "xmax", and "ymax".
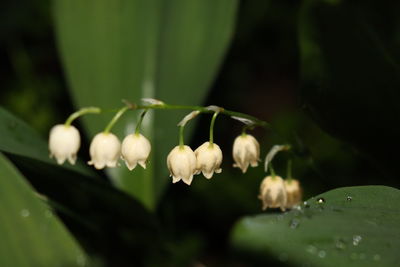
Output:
[
  {"xmin": 45, "ymin": 210, "xmax": 53, "ymax": 218},
  {"xmin": 306, "ymin": 245, "xmax": 317, "ymax": 254},
  {"xmin": 20, "ymin": 209, "xmax": 30, "ymax": 218},
  {"xmin": 303, "ymin": 201, "xmax": 310, "ymax": 208},
  {"xmin": 352, "ymin": 235, "xmax": 362, "ymax": 246},
  {"xmin": 289, "ymin": 219, "xmax": 300, "ymax": 229},
  {"xmin": 335, "ymin": 238, "xmax": 347, "ymax": 250},
  {"xmin": 279, "ymin": 253, "xmax": 288, "ymax": 262},
  {"xmin": 293, "ymin": 205, "xmax": 302, "ymax": 211},
  {"xmin": 76, "ymin": 254, "xmax": 86, "ymax": 266},
  {"xmin": 373, "ymin": 254, "xmax": 381, "ymax": 261},
  {"xmin": 318, "ymin": 250, "xmax": 326, "ymax": 258},
  {"xmin": 316, "ymin": 197, "xmax": 325, "ymax": 204},
  {"xmin": 346, "ymin": 196, "xmax": 352, "ymax": 201}
]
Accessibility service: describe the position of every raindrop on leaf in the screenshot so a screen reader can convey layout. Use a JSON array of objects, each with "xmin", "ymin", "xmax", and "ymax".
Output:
[
  {"xmin": 352, "ymin": 235, "xmax": 362, "ymax": 246},
  {"xmin": 20, "ymin": 209, "xmax": 30, "ymax": 218},
  {"xmin": 316, "ymin": 197, "xmax": 325, "ymax": 204}
]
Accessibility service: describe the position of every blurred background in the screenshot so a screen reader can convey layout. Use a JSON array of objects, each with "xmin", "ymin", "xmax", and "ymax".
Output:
[{"xmin": 1, "ymin": 0, "xmax": 399, "ymax": 266}]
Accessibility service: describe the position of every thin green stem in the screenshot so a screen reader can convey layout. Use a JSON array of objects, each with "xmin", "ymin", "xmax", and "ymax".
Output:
[
  {"xmin": 64, "ymin": 107, "xmax": 101, "ymax": 126},
  {"xmin": 209, "ymin": 112, "xmax": 219, "ymax": 145},
  {"xmin": 104, "ymin": 106, "xmax": 129, "ymax": 133},
  {"xmin": 269, "ymin": 163, "xmax": 276, "ymax": 179},
  {"xmin": 130, "ymin": 103, "xmax": 269, "ymax": 129},
  {"xmin": 179, "ymin": 125, "xmax": 185, "ymax": 148},
  {"xmin": 135, "ymin": 109, "xmax": 148, "ymax": 135}
]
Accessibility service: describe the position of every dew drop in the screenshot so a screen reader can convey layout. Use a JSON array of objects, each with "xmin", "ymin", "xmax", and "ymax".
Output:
[
  {"xmin": 346, "ymin": 196, "xmax": 352, "ymax": 201},
  {"xmin": 306, "ymin": 245, "xmax": 317, "ymax": 254},
  {"xmin": 373, "ymin": 254, "xmax": 381, "ymax": 261},
  {"xmin": 20, "ymin": 209, "xmax": 30, "ymax": 218},
  {"xmin": 289, "ymin": 219, "xmax": 300, "ymax": 229},
  {"xmin": 76, "ymin": 254, "xmax": 86, "ymax": 266},
  {"xmin": 303, "ymin": 201, "xmax": 310, "ymax": 208},
  {"xmin": 352, "ymin": 235, "xmax": 362, "ymax": 246},
  {"xmin": 335, "ymin": 238, "xmax": 346, "ymax": 250},
  {"xmin": 318, "ymin": 250, "xmax": 326, "ymax": 258},
  {"xmin": 45, "ymin": 210, "xmax": 53, "ymax": 219},
  {"xmin": 316, "ymin": 197, "xmax": 325, "ymax": 204}
]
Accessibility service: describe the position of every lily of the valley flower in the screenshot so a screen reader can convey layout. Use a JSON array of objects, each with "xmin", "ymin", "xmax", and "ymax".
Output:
[
  {"xmin": 49, "ymin": 124, "xmax": 81, "ymax": 165},
  {"xmin": 167, "ymin": 145, "xmax": 197, "ymax": 185},
  {"xmin": 258, "ymin": 175, "xmax": 287, "ymax": 211},
  {"xmin": 285, "ymin": 179, "xmax": 302, "ymax": 208},
  {"xmin": 121, "ymin": 133, "xmax": 151, "ymax": 170},
  {"xmin": 194, "ymin": 142, "xmax": 223, "ymax": 179},
  {"xmin": 88, "ymin": 132, "xmax": 121, "ymax": 169},
  {"xmin": 232, "ymin": 134, "xmax": 260, "ymax": 173}
]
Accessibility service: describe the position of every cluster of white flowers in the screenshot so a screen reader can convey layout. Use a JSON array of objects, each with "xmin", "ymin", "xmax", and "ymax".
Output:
[
  {"xmin": 49, "ymin": 124, "xmax": 151, "ymax": 171},
  {"xmin": 49, "ymin": 123, "xmax": 260, "ymax": 183},
  {"xmin": 167, "ymin": 134, "xmax": 260, "ymax": 185},
  {"xmin": 258, "ymin": 176, "xmax": 302, "ymax": 211},
  {"xmin": 48, "ymin": 102, "xmax": 302, "ymax": 212}
]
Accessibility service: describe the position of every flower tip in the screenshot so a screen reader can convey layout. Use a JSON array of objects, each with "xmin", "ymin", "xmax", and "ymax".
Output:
[{"xmin": 138, "ymin": 161, "xmax": 147, "ymax": 169}]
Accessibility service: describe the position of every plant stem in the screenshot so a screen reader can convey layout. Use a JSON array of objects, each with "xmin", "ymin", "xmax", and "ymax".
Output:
[
  {"xmin": 104, "ymin": 106, "xmax": 129, "ymax": 133},
  {"xmin": 209, "ymin": 112, "xmax": 219, "ymax": 145},
  {"xmin": 130, "ymin": 103, "xmax": 269, "ymax": 129},
  {"xmin": 270, "ymin": 163, "xmax": 276, "ymax": 179},
  {"xmin": 135, "ymin": 109, "xmax": 148, "ymax": 135},
  {"xmin": 179, "ymin": 125, "xmax": 185, "ymax": 148},
  {"xmin": 64, "ymin": 107, "xmax": 101, "ymax": 126}
]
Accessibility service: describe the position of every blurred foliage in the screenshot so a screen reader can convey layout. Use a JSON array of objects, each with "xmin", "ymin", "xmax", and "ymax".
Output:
[
  {"xmin": 0, "ymin": 153, "xmax": 87, "ymax": 267},
  {"xmin": 1, "ymin": 0, "xmax": 399, "ymax": 266},
  {"xmin": 299, "ymin": 0, "xmax": 400, "ymax": 177}
]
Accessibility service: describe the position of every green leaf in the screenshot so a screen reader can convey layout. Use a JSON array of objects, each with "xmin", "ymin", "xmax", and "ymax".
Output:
[
  {"xmin": 9, "ymin": 153, "xmax": 163, "ymax": 266},
  {"xmin": 53, "ymin": 0, "xmax": 238, "ymax": 209},
  {"xmin": 0, "ymin": 153, "xmax": 87, "ymax": 267},
  {"xmin": 0, "ymin": 106, "xmax": 93, "ymax": 176},
  {"xmin": 232, "ymin": 186, "xmax": 400, "ymax": 266},
  {"xmin": 298, "ymin": 0, "xmax": 400, "ymax": 173}
]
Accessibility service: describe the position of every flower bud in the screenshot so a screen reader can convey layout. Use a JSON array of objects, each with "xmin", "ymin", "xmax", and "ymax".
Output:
[
  {"xmin": 167, "ymin": 145, "xmax": 197, "ymax": 185},
  {"xmin": 88, "ymin": 132, "xmax": 121, "ymax": 169},
  {"xmin": 285, "ymin": 179, "xmax": 302, "ymax": 208},
  {"xmin": 194, "ymin": 142, "xmax": 223, "ymax": 179},
  {"xmin": 49, "ymin": 124, "xmax": 81, "ymax": 165},
  {"xmin": 258, "ymin": 175, "xmax": 287, "ymax": 211},
  {"xmin": 121, "ymin": 133, "xmax": 151, "ymax": 170},
  {"xmin": 232, "ymin": 134, "xmax": 260, "ymax": 173}
]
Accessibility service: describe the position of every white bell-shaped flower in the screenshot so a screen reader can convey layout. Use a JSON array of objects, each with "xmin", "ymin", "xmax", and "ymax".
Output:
[
  {"xmin": 258, "ymin": 175, "xmax": 287, "ymax": 211},
  {"xmin": 121, "ymin": 133, "xmax": 151, "ymax": 170},
  {"xmin": 167, "ymin": 145, "xmax": 197, "ymax": 185},
  {"xmin": 232, "ymin": 134, "xmax": 260, "ymax": 173},
  {"xmin": 88, "ymin": 132, "xmax": 121, "ymax": 169},
  {"xmin": 284, "ymin": 179, "xmax": 302, "ymax": 209},
  {"xmin": 49, "ymin": 124, "xmax": 81, "ymax": 165},
  {"xmin": 194, "ymin": 142, "xmax": 223, "ymax": 179}
]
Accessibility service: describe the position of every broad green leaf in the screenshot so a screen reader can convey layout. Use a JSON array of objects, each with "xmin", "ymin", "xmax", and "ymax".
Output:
[
  {"xmin": 232, "ymin": 186, "xmax": 400, "ymax": 266},
  {"xmin": 298, "ymin": 0, "xmax": 400, "ymax": 174},
  {"xmin": 53, "ymin": 0, "xmax": 238, "ymax": 209},
  {"xmin": 0, "ymin": 106, "xmax": 93, "ymax": 176},
  {"xmin": 0, "ymin": 153, "xmax": 87, "ymax": 267},
  {"xmin": 9, "ymin": 153, "xmax": 163, "ymax": 266}
]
